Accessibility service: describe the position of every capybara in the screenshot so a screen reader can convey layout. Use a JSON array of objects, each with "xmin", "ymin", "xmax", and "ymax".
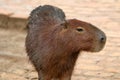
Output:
[{"xmin": 25, "ymin": 5, "xmax": 106, "ymax": 80}]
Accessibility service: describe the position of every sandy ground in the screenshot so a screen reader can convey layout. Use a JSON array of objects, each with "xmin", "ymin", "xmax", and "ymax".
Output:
[{"xmin": 0, "ymin": 29, "xmax": 37, "ymax": 80}]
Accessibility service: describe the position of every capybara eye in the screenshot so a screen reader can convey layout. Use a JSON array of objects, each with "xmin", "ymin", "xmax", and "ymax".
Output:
[{"xmin": 76, "ymin": 27, "xmax": 84, "ymax": 32}]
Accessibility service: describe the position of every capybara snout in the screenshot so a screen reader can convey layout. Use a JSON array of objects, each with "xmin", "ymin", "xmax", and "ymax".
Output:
[{"xmin": 25, "ymin": 5, "xmax": 106, "ymax": 80}]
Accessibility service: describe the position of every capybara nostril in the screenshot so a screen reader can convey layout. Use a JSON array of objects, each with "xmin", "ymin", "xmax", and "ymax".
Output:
[
  {"xmin": 97, "ymin": 30, "xmax": 106, "ymax": 43},
  {"xmin": 100, "ymin": 36, "xmax": 106, "ymax": 43}
]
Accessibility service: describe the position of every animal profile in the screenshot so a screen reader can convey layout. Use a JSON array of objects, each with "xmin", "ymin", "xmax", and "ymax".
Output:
[{"xmin": 25, "ymin": 5, "xmax": 106, "ymax": 80}]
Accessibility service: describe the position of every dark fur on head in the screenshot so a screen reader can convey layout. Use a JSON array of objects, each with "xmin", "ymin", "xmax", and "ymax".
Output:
[
  {"xmin": 25, "ymin": 5, "xmax": 106, "ymax": 80},
  {"xmin": 28, "ymin": 5, "xmax": 65, "ymax": 28}
]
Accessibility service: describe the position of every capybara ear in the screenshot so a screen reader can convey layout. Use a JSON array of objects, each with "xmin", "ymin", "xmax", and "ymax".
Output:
[{"xmin": 60, "ymin": 21, "xmax": 68, "ymax": 29}]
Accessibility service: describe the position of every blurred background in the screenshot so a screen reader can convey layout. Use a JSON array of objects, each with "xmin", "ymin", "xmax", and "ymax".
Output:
[{"xmin": 0, "ymin": 0, "xmax": 120, "ymax": 80}]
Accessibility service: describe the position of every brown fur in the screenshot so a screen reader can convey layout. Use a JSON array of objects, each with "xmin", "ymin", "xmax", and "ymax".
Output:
[{"xmin": 25, "ymin": 5, "xmax": 106, "ymax": 80}]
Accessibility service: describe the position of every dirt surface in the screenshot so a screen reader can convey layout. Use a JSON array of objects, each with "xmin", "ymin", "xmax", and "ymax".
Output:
[
  {"xmin": 0, "ymin": 0, "xmax": 120, "ymax": 80},
  {"xmin": 0, "ymin": 29, "xmax": 37, "ymax": 80}
]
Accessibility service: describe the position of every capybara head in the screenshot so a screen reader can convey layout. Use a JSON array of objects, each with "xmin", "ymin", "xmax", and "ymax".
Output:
[
  {"xmin": 26, "ymin": 5, "xmax": 106, "ymax": 80},
  {"xmin": 58, "ymin": 19, "xmax": 106, "ymax": 53}
]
